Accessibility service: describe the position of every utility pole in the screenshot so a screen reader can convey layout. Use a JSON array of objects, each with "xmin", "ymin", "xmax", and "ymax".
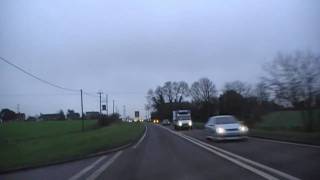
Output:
[
  {"xmin": 80, "ymin": 89, "xmax": 84, "ymax": 132},
  {"xmin": 98, "ymin": 92, "xmax": 103, "ymax": 115},
  {"xmin": 112, "ymin": 100, "xmax": 115, "ymax": 114},
  {"xmin": 106, "ymin": 94, "xmax": 108, "ymax": 116}
]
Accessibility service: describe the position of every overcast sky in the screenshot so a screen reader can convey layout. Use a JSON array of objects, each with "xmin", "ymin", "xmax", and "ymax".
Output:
[{"xmin": 1, "ymin": 0, "xmax": 319, "ymax": 117}]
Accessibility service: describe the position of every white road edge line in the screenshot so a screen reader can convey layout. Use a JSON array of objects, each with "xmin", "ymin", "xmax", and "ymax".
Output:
[
  {"xmin": 86, "ymin": 151, "xmax": 123, "ymax": 180},
  {"xmin": 158, "ymin": 125, "xmax": 301, "ymax": 180},
  {"xmin": 182, "ymin": 134, "xmax": 278, "ymax": 180},
  {"xmin": 249, "ymin": 137, "xmax": 320, "ymax": 149},
  {"xmin": 68, "ymin": 155, "xmax": 108, "ymax": 180},
  {"xmin": 182, "ymin": 134, "xmax": 300, "ymax": 180},
  {"xmin": 133, "ymin": 125, "xmax": 147, "ymax": 149}
]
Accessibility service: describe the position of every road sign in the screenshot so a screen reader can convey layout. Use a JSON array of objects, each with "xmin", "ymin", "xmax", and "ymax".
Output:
[{"xmin": 135, "ymin": 111, "xmax": 139, "ymax": 118}]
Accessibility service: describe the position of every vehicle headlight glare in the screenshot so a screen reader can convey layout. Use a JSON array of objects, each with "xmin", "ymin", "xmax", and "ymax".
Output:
[
  {"xmin": 239, "ymin": 125, "xmax": 248, "ymax": 132},
  {"xmin": 188, "ymin": 121, "xmax": 192, "ymax": 126},
  {"xmin": 178, "ymin": 121, "xmax": 182, "ymax": 126},
  {"xmin": 216, "ymin": 127, "xmax": 225, "ymax": 134}
]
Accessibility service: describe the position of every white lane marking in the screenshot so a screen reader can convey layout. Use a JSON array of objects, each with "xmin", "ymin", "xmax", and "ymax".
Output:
[
  {"xmin": 158, "ymin": 125, "xmax": 301, "ymax": 180},
  {"xmin": 183, "ymin": 135, "xmax": 278, "ymax": 180},
  {"xmin": 86, "ymin": 151, "xmax": 123, "ymax": 180},
  {"xmin": 68, "ymin": 155, "xmax": 108, "ymax": 180},
  {"xmin": 182, "ymin": 135, "xmax": 300, "ymax": 180},
  {"xmin": 133, "ymin": 126, "xmax": 147, "ymax": 149},
  {"xmin": 249, "ymin": 137, "xmax": 320, "ymax": 149}
]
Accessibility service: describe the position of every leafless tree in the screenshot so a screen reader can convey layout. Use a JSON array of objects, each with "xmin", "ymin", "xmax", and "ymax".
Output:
[
  {"xmin": 145, "ymin": 89, "xmax": 155, "ymax": 111},
  {"xmin": 263, "ymin": 51, "xmax": 320, "ymax": 131},
  {"xmin": 162, "ymin": 81, "xmax": 174, "ymax": 103},
  {"xmin": 254, "ymin": 82, "xmax": 270, "ymax": 103},
  {"xmin": 146, "ymin": 81, "xmax": 189, "ymax": 108},
  {"xmin": 162, "ymin": 81, "xmax": 189, "ymax": 103},
  {"xmin": 263, "ymin": 51, "xmax": 320, "ymax": 108},
  {"xmin": 172, "ymin": 81, "xmax": 189, "ymax": 103},
  {"xmin": 224, "ymin": 80, "xmax": 253, "ymax": 97},
  {"xmin": 190, "ymin": 78, "xmax": 217, "ymax": 103}
]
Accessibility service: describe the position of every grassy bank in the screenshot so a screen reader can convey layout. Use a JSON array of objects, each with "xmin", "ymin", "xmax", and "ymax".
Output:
[
  {"xmin": 255, "ymin": 109, "xmax": 320, "ymax": 131},
  {"xmin": 252, "ymin": 110, "xmax": 320, "ymax": 144},
  {"xmin": 0, "ymin": 121, "xmax": 144, "ymax": 172}
]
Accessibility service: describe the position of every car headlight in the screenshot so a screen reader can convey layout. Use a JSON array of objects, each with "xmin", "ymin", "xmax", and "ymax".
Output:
[
  {"xmin": 188, "ymin": 121, "xmax": 192, "ymax": 126},
  {"xmin": 216, "ymin": 127, "xmax": 225, "ymax": 134},
  {"xmin": 178, "ymin": 121, "xmax": 182, "ymax": 126},
  {"xmin": 239, "ymin": 125, "xmax": 248, "ymax": 132}
]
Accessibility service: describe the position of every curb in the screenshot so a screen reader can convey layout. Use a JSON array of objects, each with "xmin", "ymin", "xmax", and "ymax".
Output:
[{"xmin": 0, "ymin": 124, "xmax": 147, "ymax": 174}]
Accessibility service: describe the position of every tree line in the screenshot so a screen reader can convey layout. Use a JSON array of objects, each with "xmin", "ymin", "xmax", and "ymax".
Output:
[{"xmin": 146, "ymin": 51, "xmax": 320, "ymax": 131}]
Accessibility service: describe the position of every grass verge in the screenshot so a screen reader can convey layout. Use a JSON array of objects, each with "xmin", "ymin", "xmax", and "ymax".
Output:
[
  {"xmin": 255, "ymin": 109, "xmax": 320, "ymax": 131},
  {"xmin": 0, "ymin": 121, "xmax": 144, "ymax": 172}
]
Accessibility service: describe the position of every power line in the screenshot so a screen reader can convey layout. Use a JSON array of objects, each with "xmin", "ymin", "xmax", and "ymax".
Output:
[
  {"xmin": 0, "ymin": 56, "xmax": 79, "ymax": 92},
  {"xmin": 83, "ymin": 92, "xmax": 99, "ymax": 98},
  {"xmin": 0, "ymin": 93, "xmax": 80, "ymax": 96}
]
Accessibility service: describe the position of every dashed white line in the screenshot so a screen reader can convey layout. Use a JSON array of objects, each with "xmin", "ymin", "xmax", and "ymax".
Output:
[
  {"xmin": 86, "ymin": 151, "xmax": 123, "ymax": 180},
  {"xmin": 69, "ymin": 125, "xmax": 146, "ymax": 180},
  {"xmin": 68, "ymin": 155, "xmax": 107, "ymax": 180}
]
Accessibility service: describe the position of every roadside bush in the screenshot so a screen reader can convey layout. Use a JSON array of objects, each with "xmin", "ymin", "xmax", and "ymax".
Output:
[{"xmin": 98, "ymin": 113, "xmax": 121, "ymax": 126}]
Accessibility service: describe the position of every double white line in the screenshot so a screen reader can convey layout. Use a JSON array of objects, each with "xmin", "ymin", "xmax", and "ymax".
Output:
[
  {"xmin": 68, "ymin": 126, "xmax": 147, "ymax": 180},
  {"xmin": 68, "ymin": 151, "xmax": 123, "ymax": 180},
  {"xmin": 159, "ymin": 125, "xmax": 301, "ymax": 180}
]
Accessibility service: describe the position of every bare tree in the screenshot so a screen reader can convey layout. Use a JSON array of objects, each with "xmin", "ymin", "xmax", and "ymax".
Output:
[
  {"xmin": 160, "ymin": 81, "xmax": 189, "ymax": 103},
  {"xmin": 263, "ymin": 51, "xmax": 320, "ymax": 131},
  {"xmin": 263, "ymin": 51, "xmax": 320, "ymax": 108},
  {"xmin": 224, "ymin": 81, "xmax": 253, "ymax": 97},
  {"xmin": 255, "ymin": 82, "xmax": 270, "ymax": 103},
  {"xmin": 154, "ymin": 86, "xmax": 166, "ymax": 104},
  {"xmin": 146, "ymin": 81, "xmax": 190, "ymax": 111},
  {"xmin": 172, "ymin": 81, "xmax": 189, "ymax": 103},
  {"xmin": 145, "ymin": 89, "xmax": 155, "ymax": 112},
  {"xmin": 190, "ymin": 78, "xmax": 217, "ymax": 103}
]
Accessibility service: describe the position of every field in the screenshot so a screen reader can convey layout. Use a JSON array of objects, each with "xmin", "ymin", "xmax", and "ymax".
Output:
[
  {"xmin": 0, "ymin": 120, "xmax": 144, "ymax": 172},
  {"xmin": 251, "ymin": 109, "xmax": 320, "ymax": 144},
  {"xmin": 255, "ymin": 109, "xmax": 320, "ymax": 131}
]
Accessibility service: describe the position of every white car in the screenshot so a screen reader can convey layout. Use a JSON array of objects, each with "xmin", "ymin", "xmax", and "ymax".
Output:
[{"xmin": 204, "ymin": 115, "xmax": 248, "ymax": 141}]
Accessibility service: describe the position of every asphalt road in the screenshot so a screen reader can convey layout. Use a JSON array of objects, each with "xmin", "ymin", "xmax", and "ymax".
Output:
[
  {"xmin": 183, "ymin": 128, "xmax": 320, "ymax": 180},
  {"xmin": 1, "ymin": 123, "xmax": 319, "ymax": 180}
]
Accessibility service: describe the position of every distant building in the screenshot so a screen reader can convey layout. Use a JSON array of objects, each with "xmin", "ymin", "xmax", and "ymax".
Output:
[
  {"xmin": 26, "ymin": 116, "xmax": 37, "ymax": 121},
  {"xmin": 39, "ymin": 113, "xmax": 62, "ymax": 121},
  {"xmin": 85, "ymin": 111, "xmax": 100, "ymax": 119}
]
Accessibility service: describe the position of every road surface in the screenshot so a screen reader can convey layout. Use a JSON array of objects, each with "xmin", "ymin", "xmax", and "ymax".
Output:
[{"xmin": 1, "ymin": 123, "xmax": 319, "ymax": 180}]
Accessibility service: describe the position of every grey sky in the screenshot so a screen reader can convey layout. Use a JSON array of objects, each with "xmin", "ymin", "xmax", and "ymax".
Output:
[{"xmin": 1, "ymin": 0, "xmax": 319, "ymax": 117}]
